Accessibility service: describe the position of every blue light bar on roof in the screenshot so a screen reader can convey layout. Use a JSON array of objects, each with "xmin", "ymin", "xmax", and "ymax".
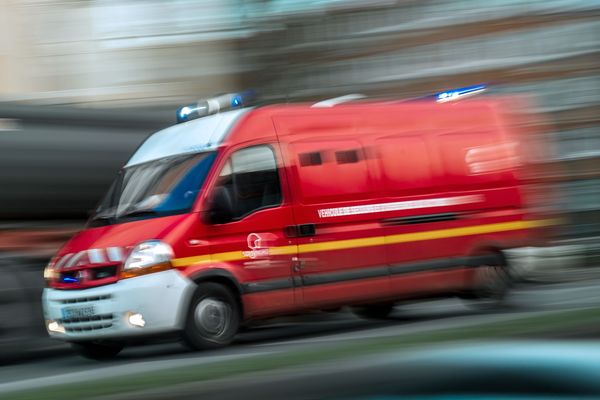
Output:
[
  {"xmin": 435, "ymin": 84, "xmax": 487, "ymax": 103},
  {"xmin": 176, "ymin": 90, "xmax": 256, "ymax": 123}
]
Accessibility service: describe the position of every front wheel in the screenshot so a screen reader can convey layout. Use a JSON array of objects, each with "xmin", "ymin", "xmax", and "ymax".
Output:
[
  {"xmin": 71, "ymin": 341, "xmax": 124, "ymax": 360},
  {"xmin": 182, "ymin": 282, "xmax": 240, "ymax": 350}
]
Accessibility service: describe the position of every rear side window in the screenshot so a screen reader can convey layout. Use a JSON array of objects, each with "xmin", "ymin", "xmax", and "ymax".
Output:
[
  {"xmin": 299, "ymin": 152, "xmax": 323, "ymax": 166},
  {"xmin": 215, "ymin": 145, "xmax": 282, "ymax": 220},
  {"xmin": 291, "ymin": 140, "xmax": 373, "ymax": 204}
]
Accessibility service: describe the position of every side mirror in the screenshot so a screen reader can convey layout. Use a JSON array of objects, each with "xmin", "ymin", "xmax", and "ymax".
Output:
[{"xmin": 205, "ymin": 186, "xmax": 234, "ymax": 224}]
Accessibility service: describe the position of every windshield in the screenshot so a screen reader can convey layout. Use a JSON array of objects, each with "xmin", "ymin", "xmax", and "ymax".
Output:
[{"xmin": 90, "ymin": 151, "xmax": 217, "ymax": 226}]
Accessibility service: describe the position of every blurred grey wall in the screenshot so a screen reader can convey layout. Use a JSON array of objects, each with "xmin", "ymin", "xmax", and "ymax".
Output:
[{"xmin": 0, "ymin": 104, "xmax": 171, "ymax": 220}]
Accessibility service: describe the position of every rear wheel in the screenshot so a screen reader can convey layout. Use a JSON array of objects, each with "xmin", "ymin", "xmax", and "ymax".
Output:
[
  {"xmin": 464, "ymin": 262, "xmax": 511, "ymax": 309},
  {"xmin": 71, "ymin": 341, "xmax": 124, "ymax": 360},
  {"xmin": 352, "ymin": 302, "xmax": 395, "ymax": 319},
  {"xmin": 182, "ymin": 282, "xmax": 240, "ymax": 350}
]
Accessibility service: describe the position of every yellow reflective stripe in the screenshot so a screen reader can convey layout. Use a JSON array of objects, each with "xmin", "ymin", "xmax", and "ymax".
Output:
[
  {"xmin": 172, "ymin": 219, "xmax": 557, "ymax": 268},
  {"xmin": 385, "ymin": 219, "xmax": 554, "ymax": 245},
  {"xmin": 171, "ymin": 254, "xmax": 211, "ymax": 268},
  {"xmin": 270, "ymin": 245, "xmax": 298, "ymax": 256},
  {"xmin": 214, "ymin": 250, "xmax": 247, "ymax": 262},
  {"xmin": 298, "ymin": 236, "xmax": 385, "ymax": 253},
  {"xmin": 171, "ymin": 250, "xmax": 246, "ymax": 267}
]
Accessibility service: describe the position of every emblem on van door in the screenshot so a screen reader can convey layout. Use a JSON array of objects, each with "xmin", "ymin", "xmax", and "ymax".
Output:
[{"xmin": 243, "ymin": 233, "xmax": 271, "ymax": 259}]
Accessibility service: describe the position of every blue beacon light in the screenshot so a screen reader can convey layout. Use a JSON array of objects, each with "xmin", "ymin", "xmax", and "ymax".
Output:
[
  {"xmin": 231, "ymin": 96, "xmax": 243, "ymax": 107},
  {"xmin": 178, "ymin": 106, "xmax": 193, "ymax": 120},
  {"xmin": 177, "ymin": 105, "xmax": 196, "ymax": 123},
  {"xmin": 435, "ymin": 84, "xmax": 487, "ymax": 103}
]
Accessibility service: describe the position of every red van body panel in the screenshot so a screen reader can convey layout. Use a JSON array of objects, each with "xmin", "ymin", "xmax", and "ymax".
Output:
[{"xmin": 46, "ymin": 99, "xmax": 551, "ymax": 321}]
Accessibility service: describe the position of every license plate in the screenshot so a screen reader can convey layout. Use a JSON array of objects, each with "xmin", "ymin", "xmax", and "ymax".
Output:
[{"xmin": 61, "ymin": 305, "xmax": 96, "ymax": 320}]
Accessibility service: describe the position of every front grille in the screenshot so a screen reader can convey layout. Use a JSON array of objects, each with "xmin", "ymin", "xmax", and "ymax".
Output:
[
  {"xmin": 64, "ymin": 323, "xmax": 113, "ymax": 333},
  {"xmin": 60, "ymin": 295, "xmax": 112, "ymax": 304},
  {"xmin": 58, "ymin": 314, "xmax": 113, "ymax": 324},
  {"xmin": 56, "ymin": 264, "xmax": 119, "ymax": 289},
  {"xmin": 60, "ymin": 313, "xmax": 115, "ymax": 333}
]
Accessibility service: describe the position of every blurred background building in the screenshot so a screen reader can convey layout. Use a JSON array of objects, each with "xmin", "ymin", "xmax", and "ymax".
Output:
[
  {"xmin": 0, "ymin": 0, "xmax": 255, "ymax": 106},
  {"xmin": 1, "ymin": 0, "xmax": 597, "ymax": 235}
]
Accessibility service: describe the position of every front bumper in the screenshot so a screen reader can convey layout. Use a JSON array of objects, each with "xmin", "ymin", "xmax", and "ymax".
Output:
[{"xmin": 42, "ymin": 269, "xmax": 195, "ymax": 341}]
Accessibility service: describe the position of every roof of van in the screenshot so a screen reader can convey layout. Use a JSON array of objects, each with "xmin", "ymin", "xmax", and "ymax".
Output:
[
  {"xmin": 126, "ymin": 98, "xmax": 520, "ymax": 167},
  {"xmin": 126, "ymin": 108, "xmax": 250, "ymax": 167},
  {"xmin": 255, "ymin": 99, "xmax": 503, "ymax": 119},
  {"xmin": 224, "ymin": 99, "xmax": 514, "ymax": 144}
]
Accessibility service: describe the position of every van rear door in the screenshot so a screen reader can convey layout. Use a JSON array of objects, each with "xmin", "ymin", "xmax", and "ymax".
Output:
[
  {"xmin": 375, "ymin": 132, "xmax": 482, "ymax": 295},
  {"xmin": 377, "ymin": 112, "xmax": 523, "ymax": 296}
]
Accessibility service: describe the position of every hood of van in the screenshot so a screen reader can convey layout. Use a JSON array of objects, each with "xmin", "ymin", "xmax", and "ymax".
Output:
[
  {"xmin": 61, "ymin": 214, "xmax": 190, "ymax": 255},
  {"xmin": 48, "ymin": 214, "xmax": 195, "ymax": 289}
]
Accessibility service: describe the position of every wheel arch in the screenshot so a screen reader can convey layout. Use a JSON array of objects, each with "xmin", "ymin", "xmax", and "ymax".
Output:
[
  {"xmin": 187, "ymin": 269, "xmax": 244, "ymax": 318},
  {"xmin": 468, "ymin": 241, "xmax": 509, "ymax": 267}
]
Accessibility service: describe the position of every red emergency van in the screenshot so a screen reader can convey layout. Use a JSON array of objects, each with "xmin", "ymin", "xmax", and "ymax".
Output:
[{"xmin": 42, "ymin": 90, "xmax": 553, "ymax": 359}]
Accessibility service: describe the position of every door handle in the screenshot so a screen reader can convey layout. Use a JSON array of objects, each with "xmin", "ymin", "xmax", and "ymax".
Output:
[
  {"xmin": 292, "ymin": 256, "xmax": 304, "ymax": 272},
  {"xmin": 285, "ymin": 224, "xmax": 316, "ymax": 238},
  {"xmin": 292, "ymin": 256, "xmax": 318, "ymax": 272}
]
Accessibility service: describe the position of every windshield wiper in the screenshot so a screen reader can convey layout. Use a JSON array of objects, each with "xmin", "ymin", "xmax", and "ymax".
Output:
[
  {"xmin": 117, "ymin": 209, "xmax": 159, "ymax": 219},
  {"xmin": 88, "ymin": 214, "xmax": 115, "ymax": 227}
]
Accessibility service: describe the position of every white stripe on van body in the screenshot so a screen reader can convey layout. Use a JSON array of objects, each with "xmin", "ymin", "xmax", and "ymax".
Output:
[{"xmin": 317, "ymin": 195, "xmax": 483, "ymax": 218}]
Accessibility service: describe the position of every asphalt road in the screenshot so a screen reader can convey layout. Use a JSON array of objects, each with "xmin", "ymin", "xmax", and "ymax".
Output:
[{"xmin": 2, "ymin": 274, "xmax": 600, "ymax": 392}]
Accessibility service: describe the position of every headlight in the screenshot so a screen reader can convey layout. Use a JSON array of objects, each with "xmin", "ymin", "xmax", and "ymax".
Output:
[
  {"xmin": 122, "ymin": 240, "xmax": 173, "ymax": 279},
  {"xmin": 43, "ymin": 258, "xmax": 59, "ymax": 283}
]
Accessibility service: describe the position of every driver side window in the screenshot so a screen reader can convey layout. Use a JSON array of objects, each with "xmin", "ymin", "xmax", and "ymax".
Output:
[{"xmin": 215, "ymin": 145, "xmax": 282, "ymax": 221}]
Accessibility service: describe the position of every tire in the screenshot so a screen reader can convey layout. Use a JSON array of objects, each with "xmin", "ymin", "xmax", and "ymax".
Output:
[
  {"xmin": 464, "ymin": 262, "xmax": 512, "ymax": 310},
  {"xmin": 182, "ymin": 282, "xmax": 240, "ymax": 350},
  {"xmin": 71, "ymin": 341, "xmax": 124, "ymax": 360},
  {"xmin": 352, "ymin": 302, "xmax": 395, "ymax": 319}
]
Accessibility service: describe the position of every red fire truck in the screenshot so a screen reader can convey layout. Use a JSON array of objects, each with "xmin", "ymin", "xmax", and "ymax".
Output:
[{"xmin": 42, "ymin": 88, "xmax": 554, "ymax": 359}]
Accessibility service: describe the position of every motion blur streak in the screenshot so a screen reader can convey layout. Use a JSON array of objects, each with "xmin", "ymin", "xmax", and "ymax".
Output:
[{"xmin": 0, "ymin": 1, "xmax": 598, "ymax": 399}]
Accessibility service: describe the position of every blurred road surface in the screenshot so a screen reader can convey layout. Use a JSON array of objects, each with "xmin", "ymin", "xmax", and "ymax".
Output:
[{"xmin": 1, "ymin": 273, "xmax": 599, "ymax": 393}]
